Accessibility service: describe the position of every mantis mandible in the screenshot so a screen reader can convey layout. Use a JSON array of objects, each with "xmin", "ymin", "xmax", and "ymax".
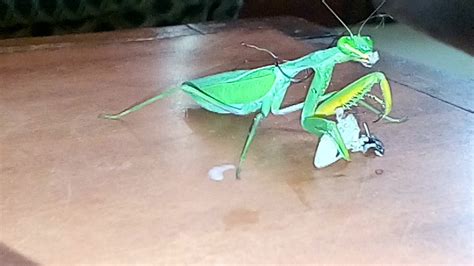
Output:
[{"xmin": 100, "ymin": 0, "xmax": 405, "ymax": 178}]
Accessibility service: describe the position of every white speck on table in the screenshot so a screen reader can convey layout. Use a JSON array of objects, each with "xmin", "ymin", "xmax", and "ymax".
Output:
[{"xmin": 208, "ymin": 164, "xmax": 236, "ymax": 181}]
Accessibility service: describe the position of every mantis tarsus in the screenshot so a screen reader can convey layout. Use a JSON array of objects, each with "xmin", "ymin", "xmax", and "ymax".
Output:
[{"xmin": 100, "ymin": 0, "xmax": 406, "ymax": 178}]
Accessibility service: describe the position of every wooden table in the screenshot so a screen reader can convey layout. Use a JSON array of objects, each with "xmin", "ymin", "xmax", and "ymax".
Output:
[{"xmin": 1, "ymin": 18, "xmax": 472, "ymax": 264}]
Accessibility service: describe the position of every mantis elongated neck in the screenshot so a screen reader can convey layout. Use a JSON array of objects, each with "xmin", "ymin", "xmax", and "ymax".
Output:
[
  {"xmin": 283, "ymin": 47, "xmax": 350, "ymax": 120},
  {"xmin": 281, "ymin": 47, "xmax": 350, "ymax": 74}
]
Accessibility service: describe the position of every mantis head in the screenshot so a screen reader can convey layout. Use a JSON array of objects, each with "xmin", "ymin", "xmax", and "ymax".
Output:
[
  {"xmin": 337, "ymin": 36, "xmax": 379, "ymax": 68},
  {"xmin": 322, "ymin": 0, "xmax": 387, "ymax": 68}
]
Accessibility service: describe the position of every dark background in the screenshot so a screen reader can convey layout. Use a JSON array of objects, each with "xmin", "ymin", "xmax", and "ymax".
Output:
[{"xmin": 241, "ymin": 0, "xmax": 474, "ymax": 54}]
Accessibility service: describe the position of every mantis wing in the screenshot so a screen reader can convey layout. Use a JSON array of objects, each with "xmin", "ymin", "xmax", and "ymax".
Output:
[{"xmin": 182, "ymin": 68, "xmax": 277, "ymax": 115}]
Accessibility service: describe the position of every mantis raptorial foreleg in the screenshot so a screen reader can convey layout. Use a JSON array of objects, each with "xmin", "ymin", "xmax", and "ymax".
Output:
[
  {"xmin": 315, "ymin": 72, "xmax": 392, "ymax": 118},
  {"xmin": 272, "ymin": 99, "xmax": 406, "ymax": 122},
  {"xmin": 367, "ymin": 93, "xmax": 385, "ymax": 108},
  {"xmin": 303, "ymin": 116, "xmax": 351, "ymax": 160},
  {"xmin": 303, "ymin": 72, "xmax": 396, "ymax": 160}
]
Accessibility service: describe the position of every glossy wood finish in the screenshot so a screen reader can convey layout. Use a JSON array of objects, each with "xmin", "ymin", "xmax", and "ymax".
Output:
[{"xmin": 1, "ymin": 20, "xmax": 472, "ymax": 264}]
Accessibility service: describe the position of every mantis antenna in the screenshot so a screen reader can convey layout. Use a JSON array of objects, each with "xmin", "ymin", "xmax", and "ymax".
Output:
[
  {"xmin": 321, "ymin": 0, "xmax": 354, "ymax": 37},
  {"xmin": 241, "ymin": 42, "xmax": 313, "ymax": 83},
  {"xmin": 358, "ymin": 0, "xmax": 387, "ymax": 35},
  {"xmin": 241, "ymin": 42, "xmax": 284, "ymax": 62}
]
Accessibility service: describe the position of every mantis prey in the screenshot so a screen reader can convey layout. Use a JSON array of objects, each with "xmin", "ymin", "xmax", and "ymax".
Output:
[{"xmin": 100, "ymin": 0, "xmax": 405, "ymax": 178}]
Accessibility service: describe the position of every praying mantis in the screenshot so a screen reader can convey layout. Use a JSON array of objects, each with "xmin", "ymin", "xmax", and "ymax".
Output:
[{"xmin": 100, "ymin": 0, "xmax": 406, "ymax": 178}]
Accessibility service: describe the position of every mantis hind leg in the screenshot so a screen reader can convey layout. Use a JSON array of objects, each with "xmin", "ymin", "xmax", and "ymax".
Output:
[
  {"xmin": 236, "ymin": 113, "xmax": 264, "ymax": 179},
  {"xmin": 99, "ymin": 87, "xmax": 180, "ymax": 120}
]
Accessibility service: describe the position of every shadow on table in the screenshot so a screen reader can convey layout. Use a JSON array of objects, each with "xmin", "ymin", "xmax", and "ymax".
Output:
[{"xmin": 0, "ymin": 243, "xmax": 39, "ymax": 266}]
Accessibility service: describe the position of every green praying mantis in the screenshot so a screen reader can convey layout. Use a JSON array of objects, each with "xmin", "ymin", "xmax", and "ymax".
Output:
[{"xmin": 100, "ymin": 0, "xmax": 406, "ymax": 178}]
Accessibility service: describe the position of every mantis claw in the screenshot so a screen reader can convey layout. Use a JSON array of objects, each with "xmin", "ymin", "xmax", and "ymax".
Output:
[
  {"xmin": 373, "ymin": 114, "xmax": 384, "ymax": 123},
  {"xmin": 358, "ymin": 100, "xmax": 407, "ymax": 124},
  {"xmin": 383, "ymin": 115, "xmax": 408, "ymax": 124}
]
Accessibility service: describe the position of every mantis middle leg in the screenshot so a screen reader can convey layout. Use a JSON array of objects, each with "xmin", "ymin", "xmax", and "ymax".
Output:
[{"xmin": 236, "ymin": 113, "xmax": 264, "ymax": 179}]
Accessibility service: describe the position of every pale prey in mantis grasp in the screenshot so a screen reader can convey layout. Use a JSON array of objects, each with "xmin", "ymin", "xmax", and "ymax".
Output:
[
  {"xmin": 314, "ymin": 108, "xmax": 385, "ymax": 168},
  {"xmin": 99, "ymin": 0, "xmax": 406, "ymax": 178}
]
